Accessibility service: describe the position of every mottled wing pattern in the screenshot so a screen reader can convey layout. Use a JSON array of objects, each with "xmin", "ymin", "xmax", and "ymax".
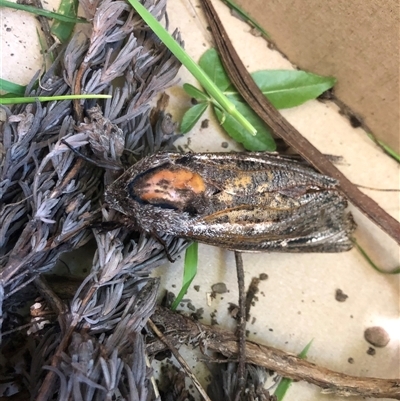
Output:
[
  {"xmin": 105, "ymin": 152, "xmax": 355, "ymax": 253},
  {"xmin": 179, "ymin": 190, "xmax": 354, "ymax": 252}
]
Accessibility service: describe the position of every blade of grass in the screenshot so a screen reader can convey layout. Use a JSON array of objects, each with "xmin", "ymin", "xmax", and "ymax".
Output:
[
  {"xmin": 0, "ymin": 0, "xmax": 87, "ymax": 23},
  {"xmin": 36, "ymin": 26, "xmax": 54, "ymax": 64},
  {"xmin": 0, "ymin": 78, "xmax": 26, "ymax": 96},
  {"xmin": 367, "ymin": 133, "xmax": 400, "ymax": 163},
  {"xmin": 50, "ymin": 0, "xmax": 79, "ymax": 43},
  {"xmin": 274, "ymin": 339, "xmax": 314, "ymax": 400},
  {"xmin": 0, "ymin": 94, "xmax": 111, "ymax": 105},
  {"xmin": 353, "ymin": 240, "xmax": 400, "ymax": 274},
  {"xmin": 171, "ymin": 242, "xmax": 198, "ymax": 310},
  {"xmin": 125, "ymin": 0, "xmax": 257, "ymax": 136},
  {"xmin": 221, "ymin": 0, "xmax": 270, "ymax": 39}
]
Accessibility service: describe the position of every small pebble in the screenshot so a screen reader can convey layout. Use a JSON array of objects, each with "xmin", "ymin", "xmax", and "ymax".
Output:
[
  {"xmin": 211, "ymin": 282, "xmax": 228, "ymax": 294},
  {"xmin": 367, "ymin": 347, "xmax": 376, "ymax": 356},
  {"xmin": 348, "ymin": 357, "xmax": 354, "ymax": 364},
  {"xmin": 201, "ymin": 119, "xmax": 209, "ymax": 129},
  {"xmin": 335, "ymin": 288, "xmax": 348, "ymax": 302},
  {"xmin": 364, "ymin": 326, "xmax": 390, "ymax": 347}
]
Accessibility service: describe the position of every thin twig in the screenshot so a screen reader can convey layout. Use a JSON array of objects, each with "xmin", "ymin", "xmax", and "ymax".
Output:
[
  {"xmin": 148, "ymin": 319, "xmax": 212, "ymax": 401},
  {"xmin": 35, "ymin": 284, "xmax": 98, "ymax": 401},
  {"xmin": 200, "ymin": 0, "xmax": 400, "ymax": 245},
  {"xmin": 34, "ymin": 276, "xmax": 67, "ymax": 316},
  {"xmin": 73, "ymin": 61, "xmax": 89, "ymax": 121},
  {"xmin": 145, "ymin": 353, "xmax": 161, "ymax": 399},
  {"xmin": 149, "ymin": 307, "xmax": 400, "ymax": 399},
  {"xmin": 234, "ymin": 251, "xmax": 246, "ymax": 401}
]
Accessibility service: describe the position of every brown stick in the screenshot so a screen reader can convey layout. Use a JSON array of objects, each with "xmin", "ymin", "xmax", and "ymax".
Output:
[
  {"xmin": 35, "ymin": 284, "xmax": 98, "ymax": 401},
  {"xmin": 200, "ymin": 0, "xmax": 400, "ymax": 245},
  {"xmin": 149, "ymin": 307, "xmax": 400, "ymax": 399},
  {"xmin": 234, "ymin": 251, "xmax": 246, "ymax": 401},
  {"xmin": 148, "ymin": 319, "xmax": 212, "ymax": 401}
]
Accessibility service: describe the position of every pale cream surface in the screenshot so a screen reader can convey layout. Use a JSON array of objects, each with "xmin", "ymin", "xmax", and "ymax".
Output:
[{"xmin": 1, "ymin": 0, "xmax": 399, "ymax": 400}]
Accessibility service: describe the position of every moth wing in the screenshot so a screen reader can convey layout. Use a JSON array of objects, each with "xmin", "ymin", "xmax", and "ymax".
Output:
[{"xmin": 185, "ymin": 191, "xmax": 354, "ymax": 252}]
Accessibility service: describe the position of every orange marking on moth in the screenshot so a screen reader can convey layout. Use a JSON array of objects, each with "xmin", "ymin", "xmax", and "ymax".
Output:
[{"xmin": 139, "ymin": 168, "xmax": 206, "ymax": 202}]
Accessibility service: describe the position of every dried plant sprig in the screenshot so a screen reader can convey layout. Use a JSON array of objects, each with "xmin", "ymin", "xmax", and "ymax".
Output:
[
  {"xmin": 150, "ymin": 307, "xmax": 400, "ymax": 399},
  {"xmin": 1, "ymin": 0, "xmax": 186, "ymax": 400}
]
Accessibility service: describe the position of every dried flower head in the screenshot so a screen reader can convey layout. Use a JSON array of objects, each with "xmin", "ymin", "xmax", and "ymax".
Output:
[{"xmin": 0, "ymin": 0, "xmax": 185, "ymax": 399}]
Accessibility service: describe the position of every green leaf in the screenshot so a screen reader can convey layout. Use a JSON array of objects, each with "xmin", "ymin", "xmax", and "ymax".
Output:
[
  {"xmin": 214, "ymin": 96, "xmax": 276, "ymax": 151},
  {"xmin": 181, "ymin": 102, "xmax": 209, "ymax": 134},
  {"xmin": 353, "ymin": 240, "xmax": 400, "ymax": 274},
  {"xmin": 221, "ymin": 0, "xmax": 270, "ymax": 39},
  {"xmin": 298, "ymin": 339, "xmax": 314, "ymax": 358},
  {"xmin": 36, "ymin": 27, "xmax": 53, "ymax": 62},
  {"xmin": 126, "ymin": 0, "xmax": 256, "ymax": 135},
  {"xmin": 274, "ymin": 377, "xmax": 292, "ymax": 400},
  {"xmin": 367, "ymin": 133, "xmax": 400, "ymax": 163},
  {"xmin": 0, "ymin": 0, "xmax": 87, "ymax": 23},
  {"xmin": 199, "ymin": 48, "xmax": 232, "ymax": 92},
  {"xmin": 51, "ymin": 0, "xmax": 79, "ymax": 43},
  {"xmin": 250, "ymin": 70, "xmax": 336, "ymax": 109},
  {"xmin": 171, "ymin": 242, "xmax": 198, "ymax": 310},
  {"xmin": 183, "ymin": 83, "xmax": 210, "ymax": 102},
  {"xmin": 0, "ymin": 78, "xmax": 25, "ymax": 96},
  {"xmin": 0, "ymin": 94, "xmax": 111, "ymax": 105},
  {"xmin": 274, "ymin": 339, "xmax": 313, "ymax": 400}
]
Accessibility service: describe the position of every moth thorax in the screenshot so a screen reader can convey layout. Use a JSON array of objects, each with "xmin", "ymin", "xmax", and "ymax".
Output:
[{"xmin": 129, "ymin": 166, "xmax": 206, "ymax": 212}]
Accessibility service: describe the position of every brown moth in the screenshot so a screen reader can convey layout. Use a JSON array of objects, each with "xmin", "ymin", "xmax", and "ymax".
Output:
[{"xmin": 105, "ymin": 152, "xmax": 355, "ymax": 252}]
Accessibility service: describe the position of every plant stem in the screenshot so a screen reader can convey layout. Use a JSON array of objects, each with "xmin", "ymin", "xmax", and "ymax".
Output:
[{"xmin": 126, "ymin": 0, "xmax": 257, "ymax": 136}]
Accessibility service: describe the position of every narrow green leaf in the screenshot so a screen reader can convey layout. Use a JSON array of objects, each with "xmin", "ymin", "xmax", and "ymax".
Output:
[
  {"xmin": 214, "ymin": 96, "xmax": 276, "ymax": 151},
  {"xmin": 353, "ymin": 240, "xmax": 400, "ymax": 274},
  {"xmin": 180, "ymin": 103, "xmax": 209, "ymax": 133},
  {"xmin": 298, "ymin": 339, "xmax": 314, "ymax": 358},
  {"xmin": 171, "ymin": 242, "xmax": 198, "ymax": 310},
  {"xmin": 126, "ymin": 0, "xmax": 256, "ymax": 135},
  {"xmin": 0, "ymin": 94, "xmax": 111, "ymax": 105},
  {"xmin": 0, "ymin": 0, "xmax": 87, "ymax": 23},
  {"xmin": 1, "ymin": 93, "xmax": 22, "ymax": 99},
  {"xmin": 367, "ymin": 133, "xmax": 400, "ymax": 163},
  {"xmin": 274, "ymin": 377, "xmax": 292, "ymax": 400},
  {"xmin": 51, "ymin": 0, "xmax": 79, "ymax": 43},
  {"xmin": 36, "ymin": 27, "xmax": 53, "ymax": 63},
  {"xmin": 183, "ymin": 83, "xmax": 210, "ymax": 102},
  {"xmin": 250, "ymin": 70, "xmax": 336, "ymax": 109},
  {"xmin": 274, "ymin": 339, "xmax": 313, "ymax": 400},
  {"xmin": 376, "ymin": 141, "xmax": 400, "ymax": 163},
  {"xmin": 221, "ymin": 0, "xmax": 270, "ymax": 39},
  {"xmin": 0, "ymin": 78, "xmax": 25, "ymax": 96},
  {"xmin": 198, "ymin": 48, "xmax": 232, "ymax": 92}
]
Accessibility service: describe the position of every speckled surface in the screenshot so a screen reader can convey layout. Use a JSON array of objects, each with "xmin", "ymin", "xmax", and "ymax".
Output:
[{"xmin": 1, "ymin": 0, "xmax": 399, "ymax": 400}]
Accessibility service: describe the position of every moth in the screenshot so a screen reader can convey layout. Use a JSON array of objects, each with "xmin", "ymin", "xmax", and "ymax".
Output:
[{"xmin": 105, "ymin": 152, "xmax": 355, "ymax": 253}]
